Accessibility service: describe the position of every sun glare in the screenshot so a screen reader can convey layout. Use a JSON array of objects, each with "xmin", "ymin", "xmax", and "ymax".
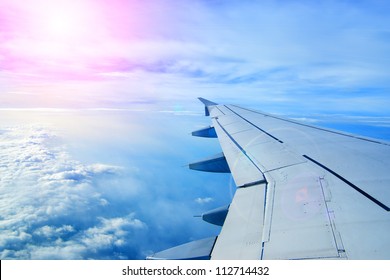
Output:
[
  {"xmin": 10, "ymin": 0, "xmax": 111, "ymax": 77},
  {"xmin": 2, "ymin": 0, "xmax": 137, "ymax": 79},
  {"xmin": 37, "ymin": 2, "xmax": 90, "ymax": 43},
  {"xmin": 45, "ymin": 13, "xmax": 77, "ymax": 40}
]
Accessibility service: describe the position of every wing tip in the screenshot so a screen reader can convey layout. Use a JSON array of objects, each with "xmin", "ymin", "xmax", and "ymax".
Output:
[{"xmin": 198, "ymin": 97, "xmax": 218, "ymax": 106}]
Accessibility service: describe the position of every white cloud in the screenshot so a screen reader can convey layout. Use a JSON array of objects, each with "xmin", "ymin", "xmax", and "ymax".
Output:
[
  {"xmin": 34, "ymin": 225, "xmax": 74, "ymax": 238},
  {"xmin": 86, "ymin": 163, "xmax": 123, "ymax": 175},
  {"xmin": 3, "ymin": 214, "xmax": 147, "ymax": 260},
  {"xmin": 81, "ymin": 214, "xmax": 146, "ymax": 251},
  {"xmin": 0, "ymin": 125, "xmax": 146, "ymax": 259},
  {"xmin": 1, "ymin": 1, "xmax": 389, "ymax": 115},
  {"xmin": 195, "ymin": 197, "xmax": 214, "ymax": 204}
]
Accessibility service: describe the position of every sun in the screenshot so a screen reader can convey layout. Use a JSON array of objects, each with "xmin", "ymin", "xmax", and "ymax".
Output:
[
  {"xmin": 37, "ymin": 2, "xmax": 90, "ymax": 43},
  {"xmin": 19, "ymin": 0, "xmax": 108, "ymax": 69},
  {"xmin": 2, "ymin": 0, "xmax": 129, "ymax": 79},
  {"xmin": 45, "ymin": 13, "xmax": 77, "ymax": 40}
]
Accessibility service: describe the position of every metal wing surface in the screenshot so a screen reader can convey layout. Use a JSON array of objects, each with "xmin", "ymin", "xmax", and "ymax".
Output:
[{"xmin": 147, "ymin": 98, "xmax": 390, "ymax": 260}]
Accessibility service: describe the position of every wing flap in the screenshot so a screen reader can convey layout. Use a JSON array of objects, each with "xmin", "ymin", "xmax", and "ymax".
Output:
[
  {"xmin": 262, "ymin": 164, "xmax": 341, "ymax": 259},
  {"xmin": 211, "ymin": 183, "xmax": 267, "ymax": 259}
]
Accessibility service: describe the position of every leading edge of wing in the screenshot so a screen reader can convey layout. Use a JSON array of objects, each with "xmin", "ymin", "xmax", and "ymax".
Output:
[{"xmin": 198, "ymin": 97, "xmax": 218, "ymax": 107}]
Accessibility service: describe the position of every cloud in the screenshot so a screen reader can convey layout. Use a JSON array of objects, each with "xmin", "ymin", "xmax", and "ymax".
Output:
[
  {"xmin": 0, "ymin": 125, "xmax": 146, "ymax": 259},
  {"xmin": 195, "ymin": 197, "xmax": 214, "ymax": 204},
  {"xmin": 33, "ymin": 225, "xmax": 75, "ymax": 239},
  {"xmin": 81, "ymin": 215, "xmax": 146, "ymax": 251},
  {"xmin": 86, "ymin": 163, "xmax": 123, "ymax": 175},
  {"xmin": 0, "ymin": 214, "xmax": 147, "ymax": 260},
  {"xmin": 0, "ymin": 111, "xmax": 230, "ymax": 259},
  {"xmin": 1, "ymin": 0, "xmax": 389, "ymax": 116}
]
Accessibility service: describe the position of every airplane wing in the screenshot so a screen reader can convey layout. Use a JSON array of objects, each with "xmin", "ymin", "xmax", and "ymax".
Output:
[{"xmin": 147, "ymin": 98, "xmax": 390, "ymax": 260}]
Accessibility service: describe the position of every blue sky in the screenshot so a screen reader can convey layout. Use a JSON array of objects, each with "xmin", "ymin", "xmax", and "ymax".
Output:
[{"xmin": 0, "ymin": 0, "xmax": 390, "ymax": 259}]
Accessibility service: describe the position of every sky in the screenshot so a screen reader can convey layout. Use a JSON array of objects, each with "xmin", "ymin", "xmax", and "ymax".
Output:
[{"xmin": 1, "ymin": 0, "xmax": 390, "ymax": 259}]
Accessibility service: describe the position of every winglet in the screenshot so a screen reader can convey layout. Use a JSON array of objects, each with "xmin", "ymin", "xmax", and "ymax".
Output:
[
  {"xmin": 198, "ymin": 97, "xmax": 218, "ymax": 116},
  {"xmin": 198, "ymin": 97, "xmax": 218, "ymax": 106}
]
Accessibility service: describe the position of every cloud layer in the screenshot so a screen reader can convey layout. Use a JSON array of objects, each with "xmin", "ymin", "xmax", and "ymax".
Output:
[
  {"xmin": 0, "ymin": 125, "xmax": 146, "ymax": 259},
  {"xmin": 0, "ymin": 110, "xmax": 234, "ymax": 259}
]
